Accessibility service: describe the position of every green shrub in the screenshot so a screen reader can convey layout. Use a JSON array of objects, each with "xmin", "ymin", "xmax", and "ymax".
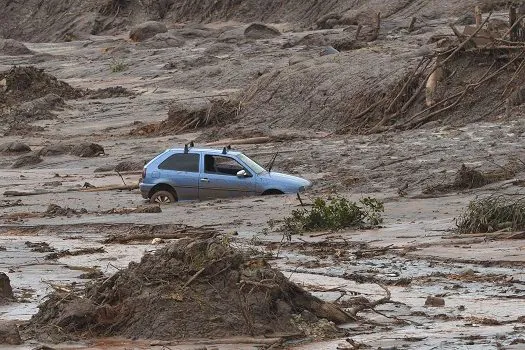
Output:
[
  {"xmin": 110, "ymin": 59, "xmax": 128, "ymax": 73},
  {"xmin": 279, "ymin": 196, "xmax": 384, "ymax": 234},
  {"xmin": 456, "ymin": 195, "xmax": 525, "ymax": 234}
]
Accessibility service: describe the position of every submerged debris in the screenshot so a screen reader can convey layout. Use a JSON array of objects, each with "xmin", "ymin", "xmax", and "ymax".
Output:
[
  {"xmin": 44, "ymin": 204, "xmax": 88, "ymax": 217},
  {"xmin": 45, "ymin": 247, "xmax": 105, "ymax": 260},
  {"xmin": 424, "ymin": 164, "xmax": 517, "ymax": 194}
]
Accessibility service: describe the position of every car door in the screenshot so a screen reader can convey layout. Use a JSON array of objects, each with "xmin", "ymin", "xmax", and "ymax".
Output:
[
  {"xmin": 157, "ymin": 152, "xmax": 200, "ymax": 200},
  {"xmin": 199, "ymin": 154, "xmax": 256, "ymax": 200}
]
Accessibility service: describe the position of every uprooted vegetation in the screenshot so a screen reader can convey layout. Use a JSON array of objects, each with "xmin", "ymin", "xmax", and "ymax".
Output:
[
  {"xmin": 456, "ymin": 195, "xmax": 525, "ymax": 234},
  {"xmin": 277, "ymin": 197, "xmax": 384, "ymax": 235},
  {"xmin": 238, "ymin": 14, "xmax": 525, "ymax": 134},
  {"xmin": 424, "ymin": 163, "xmax": 520, "ymax": 195},
  {"xmin": 130, "ymin": 96, "xmax": 242, "ymax": 136},
  {"xmin": 26, "ymin": 237, "xmax": 355, "ymax": 343}
]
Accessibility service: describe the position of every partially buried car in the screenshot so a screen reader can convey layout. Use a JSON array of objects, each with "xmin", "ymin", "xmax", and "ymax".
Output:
[{"xmin": 139, "ymin": 145, "xmax": 311, "ymax": 204}]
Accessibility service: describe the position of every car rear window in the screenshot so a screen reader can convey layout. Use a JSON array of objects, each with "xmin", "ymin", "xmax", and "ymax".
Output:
[{"xmin": 158, "ymin": 153, "xmax": 199, "ymax": 172}]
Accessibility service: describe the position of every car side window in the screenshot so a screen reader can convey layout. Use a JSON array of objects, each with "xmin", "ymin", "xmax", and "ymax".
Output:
[
  {"xmin": 158, "ymin": 153, "xmax": 200, "ymax": 172},
  {"xmin": 204, "ymin": 155, "xmax": 248, "ymax": 176}
]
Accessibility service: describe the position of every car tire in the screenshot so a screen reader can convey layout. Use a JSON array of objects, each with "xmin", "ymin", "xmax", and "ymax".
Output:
[{"xmin": 150, "ymin": 190, "xmax": 176, "ymax": 204}]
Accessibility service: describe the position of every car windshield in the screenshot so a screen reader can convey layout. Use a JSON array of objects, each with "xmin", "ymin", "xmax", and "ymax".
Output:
[{"xmin": 238, "ymin": 153, "xmax": 266, "ymax": 175}]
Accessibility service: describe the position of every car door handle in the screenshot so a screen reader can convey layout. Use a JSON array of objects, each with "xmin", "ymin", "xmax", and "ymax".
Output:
[{"xmin": 200, "ymin": 178, "xmax": 209, "ymax": 182}]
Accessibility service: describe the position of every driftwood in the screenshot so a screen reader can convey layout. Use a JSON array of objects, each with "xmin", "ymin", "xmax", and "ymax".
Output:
[
  {"xmin": 79, "ymin": 184, "xmax": 138, "ymax": 192},
  {"xmin": 348, "ymin": 284, "xmax": 391, "ymax": 317}
]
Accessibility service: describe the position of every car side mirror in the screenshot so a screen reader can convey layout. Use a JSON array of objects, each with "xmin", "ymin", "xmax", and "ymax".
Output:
[{"xmin": 237, "ymin": 170, "xmax": 248, "ymax": 178}]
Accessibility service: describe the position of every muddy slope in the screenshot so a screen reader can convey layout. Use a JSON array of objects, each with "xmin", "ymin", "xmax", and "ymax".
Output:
[{"xmin": 1, "ymin": 0, "xmax": 503, "ymax": 42}]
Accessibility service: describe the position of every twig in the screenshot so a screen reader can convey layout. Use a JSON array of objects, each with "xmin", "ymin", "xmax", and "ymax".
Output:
[
  {"xmin": 183, "ymin": 267, "xmax": 206, "ymax": 288},
  {"xmin": 116, "ymin": 170, "xmax": 127, "ymax": 186},
  {"xmin": 348, "ymin": 284, "xmax": 391, "ymax": 316}
]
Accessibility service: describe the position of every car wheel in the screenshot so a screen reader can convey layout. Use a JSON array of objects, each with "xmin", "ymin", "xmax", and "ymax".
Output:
[{"xmin": 150, "ymin": 190, "xmax": 176, "ymax": 204}]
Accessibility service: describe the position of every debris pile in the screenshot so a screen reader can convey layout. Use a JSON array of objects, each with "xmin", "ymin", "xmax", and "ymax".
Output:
[
  {"xmin": 27, "ymin": 237, "xmax": 352, "ymax": 342},
  {"xmin": 44, "ymin": 204, "xmax": 88, "ymax": 217},
  {"xmin": 131, "ymin": 97, "xmax": 241, "ymax": 136},
  {"xmin": 0, "ymin": 66, "xmax": 82, "ymax": 108},
  {"xmin": 424, "ymin": 163, "xmax": 518, "ymax": 194}
]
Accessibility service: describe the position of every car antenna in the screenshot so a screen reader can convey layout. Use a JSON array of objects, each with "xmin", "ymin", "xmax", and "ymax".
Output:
[
  {"xmin": 267, "ymin": 152, "xmax": 279, "ymax": 173},
  {"xmin": 222, "ymin": 147, "xmax": 227, "ymax": 154},
  {"xmin": 184, "ymin": 144, "xmax": 189, "ymax": 153}
]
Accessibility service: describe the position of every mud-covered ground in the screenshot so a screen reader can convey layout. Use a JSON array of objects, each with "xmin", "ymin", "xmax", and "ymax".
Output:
[{"xmin": 1, "ymin": 9, "xmax": 525, "ymax": 350}]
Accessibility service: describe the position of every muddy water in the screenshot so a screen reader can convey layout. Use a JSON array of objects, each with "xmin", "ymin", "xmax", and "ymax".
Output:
[{"xmin": 0, "ymin": 232, "xmax": 157, "ymax": 320}]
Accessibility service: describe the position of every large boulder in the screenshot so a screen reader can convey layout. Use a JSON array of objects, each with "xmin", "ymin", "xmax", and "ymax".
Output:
[
  {"xmin": 11, "ymin": 154, "xmax": 43, "ymax": 168},
  {"xmin": 38, "ymin": 144, "xmax": 72, "ymax": 157},
  {"xmin": 244, "ymin": 23, "xmax": 281, "ymax": 39},
  {"xmin": 129, "ymin": 21, "xmax": 167, "ymax": 42},
  {"xmin": 69, "ymin": 143, "xmax": 105, "ymax": 158},
  {"xmin": 0, "ymin": 142, "xmax": 31, "ymax": 154},
  {"xmin": 0, "ymin": 39, "xmax": 32, "ymax": 56}
]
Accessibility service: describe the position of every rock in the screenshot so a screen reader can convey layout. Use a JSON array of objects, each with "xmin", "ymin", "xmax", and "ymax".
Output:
[
  {"xmin": 69, "ymin": 143, "xmax": 105, "ymax": 157},
  {"xmin": 0, "ymin": 39, "xmax": 33, "ymax": 56},
  {"xmin": 38, "ymin": 144, "xmax": 72, "ymax": 157},
  {"xmin": 244, "ymin": 23, "xmax": 281, "ymax": 39},
  {"xmin": 0, "ymin": 321, "xmax": 22, "ymax": 345},
  {"xmin": 0, "ymin": 273, "xmax": 14, "ymax": 301},
  {"xmin": 11, "ymin": 154, "xmax": 43, "ymax": 168},
  {"xmin": 129, "ymin": 21, "xmax": 167, "ymax": 42},
  {"xmin": 0, "ymin": 141, "xmax": 31, "ymax": 154},
  {"xmin": 139, "ymin": 33, "xmax": 185, "ymax": 49},
  {"xmin": 114, "ymin": 160, "xmax": 144, "ymax": 172},
  {"xmin": 151, "ymin": 238, "xmax": 164, "ymax": 244},
  {"xmin": 425, "ymin": 296, "xmax": 445, "ymax": 307}
]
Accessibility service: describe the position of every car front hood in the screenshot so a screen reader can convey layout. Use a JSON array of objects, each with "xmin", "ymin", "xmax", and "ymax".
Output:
[{"xmin": 259, "ymin": 171, "xmax": 311, "ymax": 187}]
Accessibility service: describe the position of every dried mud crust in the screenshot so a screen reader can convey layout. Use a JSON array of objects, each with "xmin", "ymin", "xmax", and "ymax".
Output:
[{"xmin": 26, "ymin": 237, "xmax": 350, "ymax": 343}]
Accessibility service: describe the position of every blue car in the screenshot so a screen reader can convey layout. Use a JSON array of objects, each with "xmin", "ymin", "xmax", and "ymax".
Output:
[{"xmin": 139, "ymin": 146, "xmax": 312, "ymax": 204}]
